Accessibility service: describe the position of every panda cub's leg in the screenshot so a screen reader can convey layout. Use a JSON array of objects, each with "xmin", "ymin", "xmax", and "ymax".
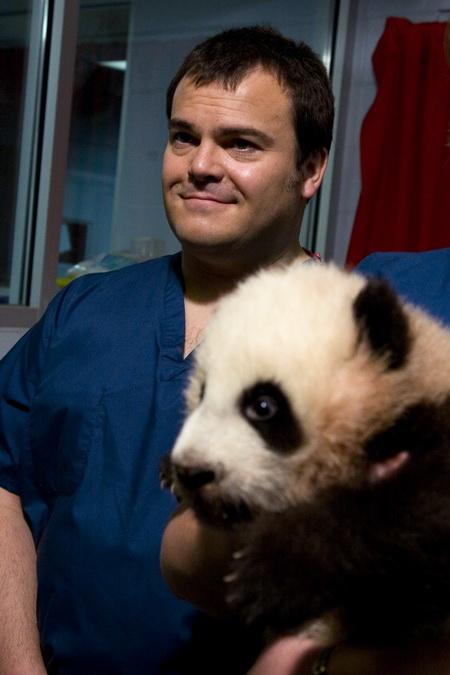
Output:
[{"xmin": 226, "ymin": 491, "xmax": 361, "ymax": 637}]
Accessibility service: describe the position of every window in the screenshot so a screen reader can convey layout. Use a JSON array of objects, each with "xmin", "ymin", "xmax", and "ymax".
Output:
[
  {"xmin": 0, "ymin": 0, "xmax": 79, "ymax": 328},
  {"xmin": 0, "ymin": 0, "xmax": 43, "ymax": 307}
]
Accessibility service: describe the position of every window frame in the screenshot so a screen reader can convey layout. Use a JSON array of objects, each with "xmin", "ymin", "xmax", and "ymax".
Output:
[{"xmin": 0, "ymin": 0, "xmax": 79, "ymax": 327}]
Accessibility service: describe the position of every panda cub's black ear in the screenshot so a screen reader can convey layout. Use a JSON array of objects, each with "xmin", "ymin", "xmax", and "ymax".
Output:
[{"xmin": 353, "ymin": 278, "xmax": 411, "ymax": 370}]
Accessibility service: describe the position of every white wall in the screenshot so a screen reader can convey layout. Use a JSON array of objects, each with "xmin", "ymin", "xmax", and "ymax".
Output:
[{"xmin": 326, "ymin": 0, "xmax": 448, "ymax": 264}]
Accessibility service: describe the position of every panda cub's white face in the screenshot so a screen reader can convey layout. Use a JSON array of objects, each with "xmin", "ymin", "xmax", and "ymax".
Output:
[{"xmin": 169, "ymin": 262, "xmax": 450, "ymax": 526}]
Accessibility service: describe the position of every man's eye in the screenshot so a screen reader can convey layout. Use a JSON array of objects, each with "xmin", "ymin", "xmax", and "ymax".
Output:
[
  {"xmin": 171, "ymin": 131, "xmax": 195, "ymax": 146},
  {"xmin": 231, "ymin": 138, "xmax": 256, "ymax": 152}
]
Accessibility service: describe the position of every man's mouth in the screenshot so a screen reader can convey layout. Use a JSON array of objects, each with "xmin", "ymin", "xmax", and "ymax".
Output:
[
  {"xmin": 178, "ymin": 189, "xmax": 237, "ymax": 205},
  {"xmin": 185, "ymin": 194, "xmax": 224, "ymax": 202}
]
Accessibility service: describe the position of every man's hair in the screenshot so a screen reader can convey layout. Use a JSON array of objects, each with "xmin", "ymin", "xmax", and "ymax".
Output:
[{"xmin": 166, "ymin": 25, "xmax": 334, "ymax": 163}]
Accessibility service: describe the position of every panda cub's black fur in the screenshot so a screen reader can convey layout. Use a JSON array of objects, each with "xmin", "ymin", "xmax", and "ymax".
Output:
[{"xmin": 163, "ymin": 262, "xmax": 450, "ymax": 644}]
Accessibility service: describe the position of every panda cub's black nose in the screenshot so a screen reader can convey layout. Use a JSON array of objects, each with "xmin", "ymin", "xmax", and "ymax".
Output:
[{"xmin": 175, "ymin": 464, "xmax": 216, "ymax": 491}]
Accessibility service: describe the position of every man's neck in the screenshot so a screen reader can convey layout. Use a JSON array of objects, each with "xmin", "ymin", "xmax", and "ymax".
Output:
[
  {"xmin": 181, "ymin": 254, "xmax": 238, "ymax": 357},
  {"xmin": 181, "ymin": 244, "xmax": 308, "ymax": 304}
]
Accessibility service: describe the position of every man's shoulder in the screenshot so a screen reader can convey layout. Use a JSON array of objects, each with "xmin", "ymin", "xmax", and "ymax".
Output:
[
  {"xmin": 355, "ymin": 248, "xmax": 450, "ymax": 325},
  {"xmin": 40, "ymin": 253, "xmax": 182, "ymax": 341},
  {"xmin": 59, "ymin": 253, "xmax": 180, "ymax": 307},
  {"xmin": 68, "ymin": 253, "xmax": 179, "ymax": 292}
]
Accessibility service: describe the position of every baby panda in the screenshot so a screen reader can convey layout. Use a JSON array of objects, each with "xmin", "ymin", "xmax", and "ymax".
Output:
[{"xmin": 162, "ymin": 262, "xmax": 450, "ymax": 644}]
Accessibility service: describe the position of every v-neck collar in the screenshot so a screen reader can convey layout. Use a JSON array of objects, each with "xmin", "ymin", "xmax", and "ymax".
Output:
[{"xmin": 159, "ymin": 253, "xmax": 194, "ymax": 380}]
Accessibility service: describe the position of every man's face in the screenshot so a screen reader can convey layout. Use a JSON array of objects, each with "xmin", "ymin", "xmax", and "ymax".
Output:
[{"xmin": 162, "ymin": 68, "xmax": 323, "ymax": 267}]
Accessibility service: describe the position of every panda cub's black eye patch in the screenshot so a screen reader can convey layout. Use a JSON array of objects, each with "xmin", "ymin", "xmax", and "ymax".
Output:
[{"xmin": 240, "ymin": 381, "xmax": 303, "ymax": 453}]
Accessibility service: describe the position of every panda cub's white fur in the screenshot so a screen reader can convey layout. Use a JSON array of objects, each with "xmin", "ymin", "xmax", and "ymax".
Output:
[{"xmin": 164, "ymin": 261, "xmax": 450, "ymax": 642}]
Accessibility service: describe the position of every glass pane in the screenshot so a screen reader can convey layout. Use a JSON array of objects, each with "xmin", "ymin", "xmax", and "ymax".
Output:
[
  {"xmin": 0, "ymin": 0, "xmax": 40, "ymax": 305},
  {"xmin": 58, "ymin": 0, "xmax": 336, "ymax": 287},
  {"xmin": 58, "ymin": 0, "xmax": 131, "ymax": 286}
]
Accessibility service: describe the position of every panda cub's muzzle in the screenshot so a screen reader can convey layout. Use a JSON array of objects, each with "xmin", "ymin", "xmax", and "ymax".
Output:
[{"xmin": 160, "ymin": 454, "xmax": 253, "ymax": 528}]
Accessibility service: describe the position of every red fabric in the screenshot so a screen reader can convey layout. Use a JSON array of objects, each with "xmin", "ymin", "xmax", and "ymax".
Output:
[{"xmin": 346, "ymin": 18, "xmax": 450, "ymax": 267}]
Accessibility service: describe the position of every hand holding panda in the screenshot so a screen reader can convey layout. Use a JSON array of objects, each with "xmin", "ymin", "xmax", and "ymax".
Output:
[{"xmin": 162, "ymin": 262, "xmax": 450, "ymax": 646}]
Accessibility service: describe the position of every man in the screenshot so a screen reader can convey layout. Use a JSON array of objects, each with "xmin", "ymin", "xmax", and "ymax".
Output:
[
  {"xmin": 0, "ymin": 27, "xmax": 331, "ymax": 674},
  {"xmin": 1, "ymin": 22, "xmax": 449, "ymax": 675}
]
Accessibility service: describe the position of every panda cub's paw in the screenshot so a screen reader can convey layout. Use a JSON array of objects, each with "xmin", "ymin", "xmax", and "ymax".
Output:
[
  {"xmin": 224, "ymin": 523, "xmax": 301, "ymax": 633},
  {"xmin": 159, "ymin": 455, "xmax": 183, "ymax": 502},
  {"xmin": 225, "ymin": 545, "xmax": 272, "ymax": 629}
]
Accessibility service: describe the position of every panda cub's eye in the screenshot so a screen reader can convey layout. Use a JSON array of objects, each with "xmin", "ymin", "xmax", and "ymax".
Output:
[
  {"xmin": 240, "ymin": 381, "xmax": 303, "ymax": 453},
  {"xmin": 245, "ymin": 395, "xmax": 278, "ymax": 421}
]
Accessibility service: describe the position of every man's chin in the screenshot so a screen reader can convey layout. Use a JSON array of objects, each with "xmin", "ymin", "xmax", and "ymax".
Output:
[{"xmin": 170, "ymin": 226, "xmax": 240, "ymax": 250}]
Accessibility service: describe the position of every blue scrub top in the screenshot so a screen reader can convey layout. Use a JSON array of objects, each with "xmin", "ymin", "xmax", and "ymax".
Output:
[
  {"xmin": 356, "ymin": 248, "xmax": 450, "ymax": 327},
  {"xmin": 0, "ymin": 254, "xmax": 254, "ymax": 674}
]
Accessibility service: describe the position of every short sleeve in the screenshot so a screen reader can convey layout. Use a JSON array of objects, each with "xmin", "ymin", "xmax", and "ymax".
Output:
[{"xmin": 0, "ymin": 297, "xmax": 59, "ymax": 494}]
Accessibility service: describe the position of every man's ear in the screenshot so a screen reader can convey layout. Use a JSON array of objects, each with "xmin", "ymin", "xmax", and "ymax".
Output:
[{"xmin": 300, "ymin": 149, "xmax": 328, "ymax": 200}]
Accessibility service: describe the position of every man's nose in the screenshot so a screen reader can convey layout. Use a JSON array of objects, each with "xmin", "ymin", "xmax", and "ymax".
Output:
[{"xmin": 188, "ymin": 141, "xmax": 224, "ymax": 182}]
